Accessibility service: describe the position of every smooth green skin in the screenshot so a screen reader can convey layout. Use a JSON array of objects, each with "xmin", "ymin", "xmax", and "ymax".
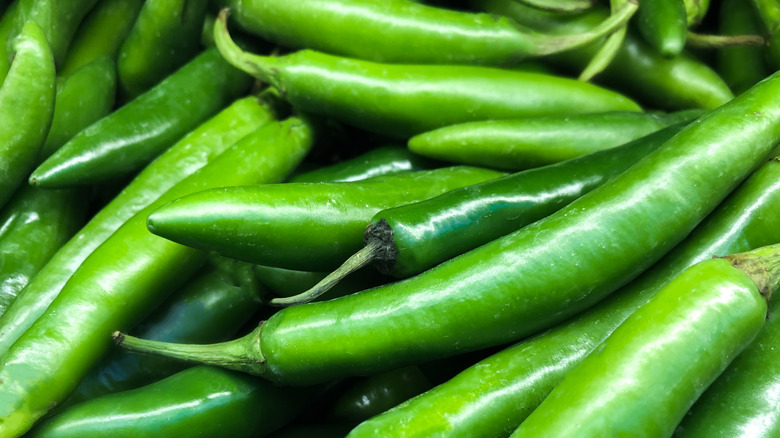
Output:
[
  {"xmin": 408, "ymin": 110, "xmax": 701, "ymax": 170},
  {"xmin": 331, "ymin": 366, "xmax": 432, "ymax": 425},
  {"xmin": 289, "ymin": 145, "xmax": 435, "ymax": 183},
  {"xmin": 0, "ymin": 117, "xmax": 314, "ymax": 437},
  {"xmin": 123, "ymin": 68, "xmax": 780, "ymax": 388},
  {"xmin": 59, "ymin": 0, "xmax": 144, "ymax": 76},
  {"xmin": 683, "ymin": 0, "xmax": 710, "ymax": 26},
  {"xmin": 62, "ymin": 265, "xmax": 264, "ymax": 408},
  {"xmin": 0, "ymin": 21, "xmax": 56, "ymax": 210},
  {"xmin": 0, "ymin": 96, "xmax": 276, "ymax": 358},
  {"xmin": 472, "ymin": 0, "xmax": 733, "ymax": 110},
  {"xmin": 378, "ymin": 123, "xmax": 685, "ymax": 279},
  {"xmin": 40, "ymin": 57, "xmax": 117, "ymax": 161},
  {"xmin": 117, "ymin": 0, "xmax": 209, "ymax": 99},
  {"xmin": 752, "ymin": 0, "xmax": 780, "ymax": 69},
  {"xmin": 0, "ymin": 186, "xmax": 86, "ymax": 317},
  {"xmin": 0, "ymin": 0, "xmax": 98, "ymax": 81},
  {"xmin": 215, "ymin": 0, "xmax": 626, "ymax": 66},
  {"xmin": 512, "ymin": 259, "xmax": 768, "ymax": 437},
  {"xmin": 636, "ymin": 0, "xmax": 688, "ymax": 57},
  {"xmin": 214, "ymin": 21, "xmax": 642, "ymax": 139},
  {"xmin": 28, "ymin": 366, "xmax": 314, "ymax": 438},
  {"xmin": 349, "ymin": 157, "xmax": 780, "ymax": 438},
  {"xmin": 31, "ymin": 47, "xmax": 252, "ymax": 189},
  {"xmin": 676, "ymin": 284, "xmax": 780, "ymax": 436},
  {"xmin": 147, "ymin": 166, "xmax": 505, "ymax": 272},
  {"xmin": 719, "ymin": 0, "xmax": 769, "ymax": 94}
]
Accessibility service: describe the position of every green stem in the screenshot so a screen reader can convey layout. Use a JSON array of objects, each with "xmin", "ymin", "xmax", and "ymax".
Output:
[
  {"xmin": 686, "ymin": 32, "xmax": 766, "ymax": 48},
  {"xmin": 723, "ymin": 243, "xmax": 780, "ymax": 304},
  {"xmin": 269, "ymin": 239, "xmax": 383, "ymax": 307},
  {"xmin": 579, "ymin": 0, "xmax": 628, "ymax": 81},
  {"xmin": 112, "ymin": 326, "xmax": 268, "ymax": 377},
  {"xmin": 516, "ymin": 0, "xmax": 596, "ymax": 14},
  {"xmin": 213, "ymin": 8, "xmax": 277, "ymax": 86},
  {"xmin": 529, "ymin": 0, "xmax": 637, "ymax": 56}
]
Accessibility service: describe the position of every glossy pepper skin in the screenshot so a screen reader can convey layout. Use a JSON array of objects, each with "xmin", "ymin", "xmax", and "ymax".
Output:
[
  {"xmin": 30, "ymin": 47, "xmax": 252, "ymax": 189},
  {"xmin": 719, "ymin": 0, "xmax": 769, "ymax": 94},
  {"xmin": 348, "ymin": 157, "xmax": 780, "ymax": 438},
  {"xmin": 0, "ymin": 117, "xmax": 314, "ymax": 437},
  {"xmin": 213, "ymin": 12, "xmax": 641, "ymax": 139},
  {"xmin": 289, "ymin": 145, "xmax": 435, "ymax": 183},
  {"xmin": 472, "ymin": 0, "xmax": 733, "ymax": 110},
  {"xmin": 752, "ymin": 0, "xmax": 780, "ymax": 69},
  {"xmin": 117, "ymin": 0, "xmax": 209, "ymax": 99},
  {"xmin": 118, "ymin": 68, "xmax": 780, "ymax": 387},
  {"xmin": 408, "ymin": 110, "xmax": 701, "ymax": 170},
  {"xmin": 635, "ymin": 0, "xmax": 688, "ymax": 57},
  {"xmin": 62, "ymin": 264, "xmax": 265, "ymax": 408},
  {"xmin": 39, "ymin": 57, "xmax": 117, "ymax": 161},
  {"xmin": 27, "ymin": 366, "xmax": 315, "ymax": 438},
  {"xmin": 0, "ymin": 186, "xmax": 86, "ymax": 317},
  {"xmin": 146, "ymin": 166, "xmax": 504, "ymax": 272},
  {"xmin": 58, "ymin": 0, "xmax": 144, "ymax": 76},
  {"xmin": 0, "ymin": 21, "xmax": 56, "ymax": 209},
  {"xmin": 0, "ymin": 96, "xmax": 278, "ymax": 358},
  {"xmin": 511, "ymin": 247, "xmax": 779, "ymax": 437},
  {"xmin": 215, "ymin": 0, "xmax": 634, "ymax": 66}
]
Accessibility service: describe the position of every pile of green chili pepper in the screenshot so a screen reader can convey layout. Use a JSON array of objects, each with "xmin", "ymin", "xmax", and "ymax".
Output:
[{"xmin": 1, "ymin": 0, "xmax": 780, "ymax": 437}]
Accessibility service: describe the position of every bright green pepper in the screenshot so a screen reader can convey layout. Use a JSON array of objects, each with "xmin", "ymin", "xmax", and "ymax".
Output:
[
  {"xmin": 635, "ymin": 0, "xmax": 688, "ymax": 57},
  {"xmin": 718, "ymin": 0, "xmax": 769, "ymax": 94}
]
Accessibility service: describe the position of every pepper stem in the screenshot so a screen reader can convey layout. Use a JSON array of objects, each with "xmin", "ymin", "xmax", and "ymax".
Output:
[
  {"xmin": 112, "ymin": 325, "xmax": 268, "ymax": 377},
  {"xmin": 516, "ymin": 0, "xmax": 596, "ymax": 14},
  {"xmin": 723, "ymin": 242, "xmax": 780, "ymax": 304},
  {"xmin": 686, "ymin": 33, "xmax": 766, "ymax": 49},
  {"xmin": 527, "ymin": 0, "xmax": 637, "ymax": 56},
  {"xmin": 213, "ymin": 8, "xmax": 278, "ymax": 86},
  {"xmin": 269, "ymin": 240, "xmax": 384, "ymax": 307}
]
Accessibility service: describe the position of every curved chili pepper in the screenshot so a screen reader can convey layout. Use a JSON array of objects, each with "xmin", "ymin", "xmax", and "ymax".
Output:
[
  {"xmin": 58, "ymin": 0, "xmax": 144, "ymax": 76},
  {"xmin": 635, "ymin": 0, "xmax": 688, "ymax": 57},
  {"xmin": 472, "ymin": 0, "xmax": 733, "ymax": 110},
  {"xmin": 0, "ymin": 95, "xmax": 279, "ymax": 357},
  {"xmin": 146, "ymin": 166, "xmax": 504, "ymax": 272},
  {"xmin": 27, "ymin": 367, "xmax": 316, "ymax": 438},
  {"xmin": 216, "ymin": 0, "xmax": 634, "ymax": 66},
  {"xmin": 39, "ymin": 57, "xmax": 117, "ymax": 161},
  {"xmin": 117, "ymin": 0, "xmax": 209, "ymax": 99},
  {"xmin": 511, "ymin": 244, "xmax": 780, "ymax": 437},
  {"xmin": 718, "ymin": 0, "xmax": 769, "ymax": 94},
  {"xmin": 0, "ymin": 20, "xmax": 56, "ymax": 210},
  {"xmin": 0, "ymin": 117, "xmax": 314, "ymax": 437},
  {"xmin": 281, "ymin": 124, "xmax": 686, "ymax": 306},
  {"xmin": 347, "ymin": 157, "xmax": 780, "ymax": 438},
  {"xmin": 61, "ymin": 263, "xmax": 266, "ymax": 408},
  {"xmin": 30, "ymin": 47, "xmax": 252, "ymax": 189},
  {"xmin": 116, "ymin": 65, "xmax": 780, "ymax": 387},
  {"xmin": 213, "ymin": 11, "xmax": 641, "ymax": 139},
  {"xmin": 408, "ymin": 110, "xmax": 701, "ymax": 170},
  {"xmin": 0, "ymin": 186, "xmax": 86, "ymax": 317}
]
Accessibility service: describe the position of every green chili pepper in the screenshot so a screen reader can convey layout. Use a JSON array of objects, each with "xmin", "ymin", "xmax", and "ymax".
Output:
[
  {"xmin": 511, "ymin": 244, "xmax": 780, "ymax": 437},
  {"xmin": 116, "ymin": 66, "xmax": 780, "ymax": 387},
  {"xmin": 39, "ymin": 57, "xmax": 117, "ymax": 161},
  {"xmin": 0, "ymin": 20, "xmax": 56, "ymax": 210},
  {"xmin": 27, "ymin": 366, "xmax": 316, "ymax": 438},
  {"xmin": 0, "ymin": 186, "xmax": 86, "ymax": 317},
  {"xmin": 216, "ymin": 0, "xmax": 635, "ymax": 66},
  {"xmin": 515, "ymin": 0, "xmax": 596, "ymax": 14},
  {"xmin": 0, "ymin": 95, "xmax": 278, "ymax": 357},
  {"xmin": 30, "ymin": 47, "xmax": 252, "ymax": 189},
  {"xmin": 751, "ymin": 0, "xmax": 780, "ymax": 69},
  {"xmin": 146, "ymin": 166, "xmax": 505, "ymax": 272},
  {"xmin": 472, "ymin": 0, "xmax": 733, "ymax": 110},
  {"xmin": 331, "ymin": 366, "xmax": 432, "ymax": 425},
  {"xmin": 683, "ymin": 0, "xmax": 710, "ymax": 26},
  {"xmin": 61, "ymin": 263, "xmax": 266, "ymax": 408},
  {"xmin": 347, "ymin": 157, "xmax": 780, "ymax": 438},
  {"xmin": 117, "ymin": 0, "xmax": 209, "ymax": 99},
  {"xmin": 0, "ymin": 117, "xmax": 314, "ymax": 437},
  {"xmin": 635, "ymin": 0, "xmax": 688, "ymax": 57},
  {"xmin": 281, "ymin": 124, "xmax": 686, "ymax": 306},
  {"xmin": 289, "ymin": 145, "xmax": 435, "ymax": 183},
  {"xmin": 407, "ymin": 110, "xmax": 701, "ymax": 170},
  {"xmin": 213, "ymin": 11, "xmax": 641, "ymax": 139},
  {"xmin": 0, "ymin": 0, "xmax": 98, "ymax": 80},
  {"xmin": 58, "ymin": 0, "xmax": 144, "ymax": 76},
  {"xmin": 718, "ymin": 0, "xmax": 769, "ymax": 94}
]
